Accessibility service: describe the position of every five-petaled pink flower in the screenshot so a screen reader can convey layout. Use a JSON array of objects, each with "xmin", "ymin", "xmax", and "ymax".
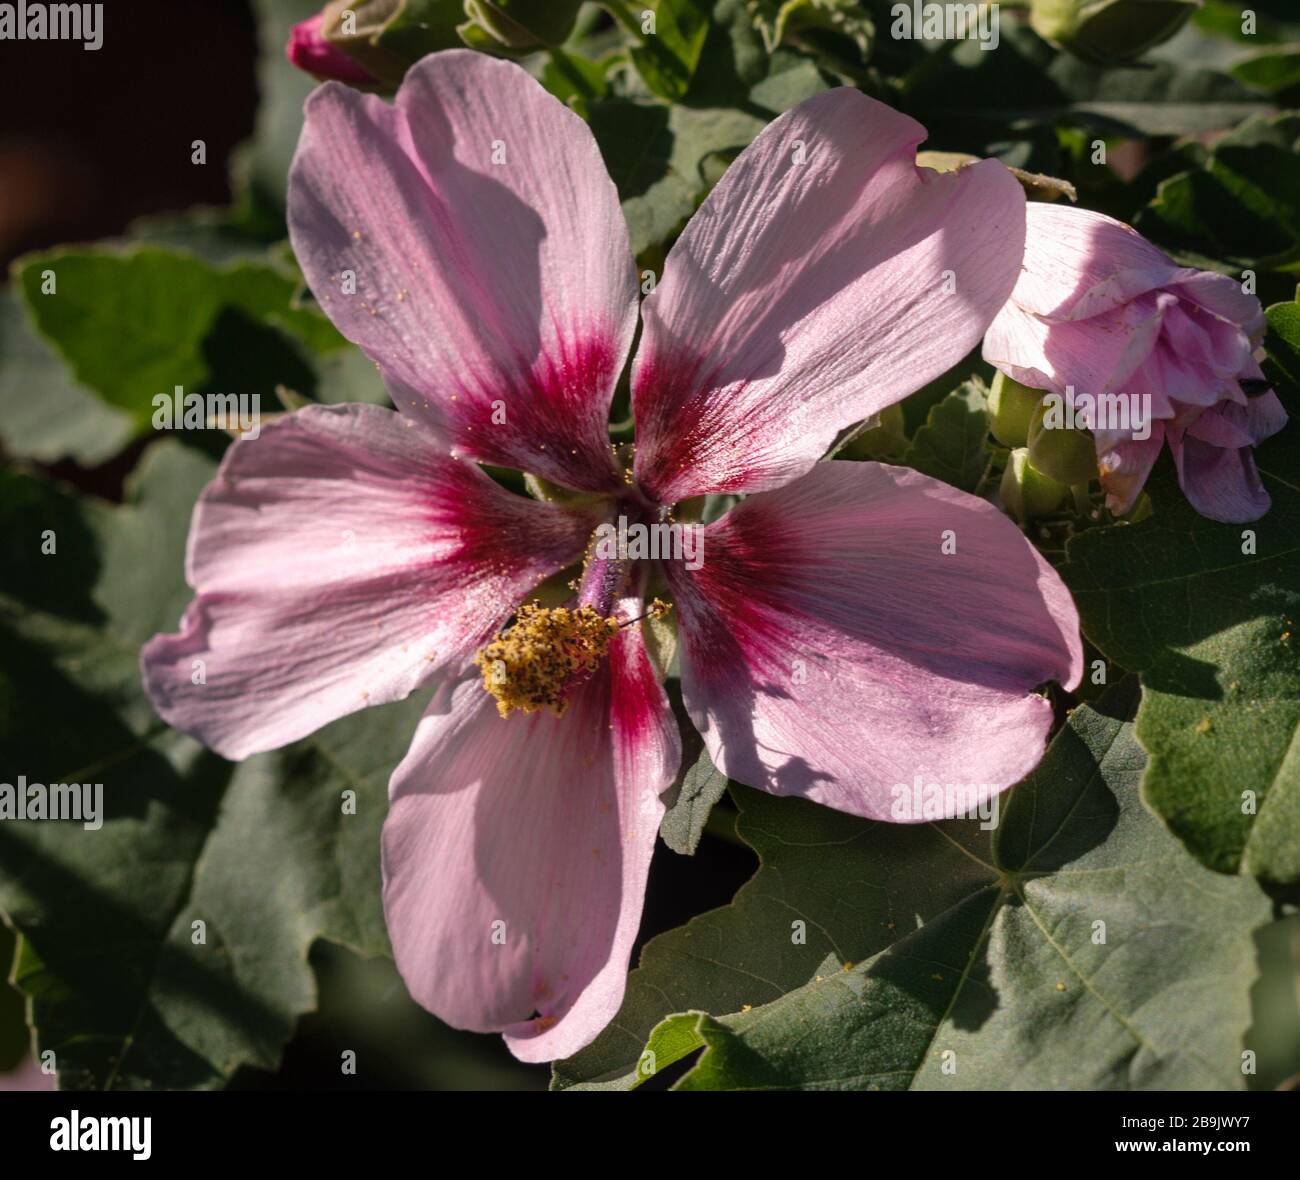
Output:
[
  {"xmin": 142, "ymin": 52, "xmax": 1082, "ymax": 1062},
  {"xmin": 984, "ymin": 204, "xmax": 1286, "ymax": 522}
]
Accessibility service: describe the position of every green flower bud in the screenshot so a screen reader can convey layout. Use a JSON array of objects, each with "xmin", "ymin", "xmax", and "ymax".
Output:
[
  {"xmin": 318, "ymin": 0, "xmax": 413, "ymax": 86},
  {"xmin": 1030, "ymin": 0, "xmax": 1200, "ymax": 66},
  {"xmin": 1027, "ymin": 398, "xmax": 1098, "ymax": 485},
  {"xmin": 1001, "ymin": 448, "xmax": 1068, "ymax": 522},
  {"xmin": 841, "ymin": 403, "xmax": 906, "ymax": 459},
  {"xmin": 302, "ymin": 0, "xmax": 463, "ymax": 88},
  {"xmin": 463, "ymin": 0, "xmax": 583, "ymax": 49},
  {"xmin": 988, "ymin": 371, "xmax": 1045, "ymax": 449}
]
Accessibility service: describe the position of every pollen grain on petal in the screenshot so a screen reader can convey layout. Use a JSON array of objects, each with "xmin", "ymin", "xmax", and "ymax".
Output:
[{"xmin": 474, "ymin": 603, "xmax": 617, "ymax": 718}]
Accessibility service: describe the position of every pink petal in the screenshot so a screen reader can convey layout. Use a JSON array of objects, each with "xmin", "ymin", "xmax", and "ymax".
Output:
[
  {"xmin": 1244, "ymin": 387, "xmax": 1288, "ymax": 444},
  {"xmin": 1167, "ymin": 427, "xmax": 1271, "ymax": 523},
  {"xmin": 288, "ymin": 50, "xmax": 638, "ymax": 491},
  {"xmin": 1168, "ymin": 269, "xmax": 1267, "ymax": 344},
  {"xmin": 1166, "ymin": 390, "xmax": 1286, "ymax": 523},
  {"xmin": 1010, "ymin": 204, "xmax": 1180, "ymax": 321},
  {"xmin": 382, "ymin": 607, "xmax": 679, "ymax": 1062},
  {"xmin": 141, "ymin": 404, "xmax": 594, "ymax": 760},
  {"xmin": 1096, "ymin": 425, "xmax": 1165, "ymax": 515},
  {"xmin": 0, "ymin": 1056, "xmax": 56, "ymax": 1091},
  {"xmin": 1161, "ymin": 301, "xmax": 1252, "ymax": 381},
  {"xmin": 667, "ymin": 461, "xmax": 1082, "ymax": 820},
  {"xmin": 985, "ymin": 291, "xmax": 1167, "ymax": 400},
  {"xmin": 1186, "ymin": 406, "xmax": 1254, "ymax": 450},
  {"xmin": 631, "ymin": 88, "xmax": 1026, "ymax": 503},
  {"xmin": 1124, "ymin": 336, "xmax": 1228, "ymax": 411}
]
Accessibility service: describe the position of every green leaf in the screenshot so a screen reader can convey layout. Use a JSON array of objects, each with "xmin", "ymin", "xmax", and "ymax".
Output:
[
  {"xmin": 909, "ymin": 24, "xmax": 1272, "ymax": 144},
  {"xmin": 588, "ymin": 60, "xmax": 826, "ymax": 257},
  {"xmin": 0, "ymin": 289, "xmax": 132, "ymax": 466},
  {"xmin": 14, "ymin": 247, "xmax": 346, "ymax": 432},
  {"xmin": 900, "ymin": 378, "xmax": 991, "ymax": 493},
  {"xmin": 0, "ymin": 444, "xmax": 425, "ymax": 1089},
  {"xmin": 1264, "ymin": 292, "xmax": 1300, "ymax": 389},
  {"xmin": 627, "ymin": 0, "xmax": 711, "ymax": 102},
  {"xmin": 375, "ymin": 0, "xmax": 466, "ymax": 60},
  {"xmin": 1193, "ymin": 1, "xmax": 1291, "ymax": 46},
  {"xmin": 1136, "ymin": 111, "xmax": 1300, "ymax": 278},
  {"xmin": 125, "ymin": 209, "xmax": 282, "ymax": 268},
  {"xmin": 556, "ymin": 686, "xmax": 1271, "ymax": 1090},
  {"xmin": 658, "ymin": 702, "xmax": 729, "ymax": 855},
  {"xmin": 1060, "ymin": 322, "xmax": 1300, "ymax": 884},
  {"xmin": 750, "ymin": 0, "xmax": 872, "ymax": 55},
  {"xmin": 589, "ymin": 100, "xmax": 763, "ymax": 255},
  {"xmin": 541, "ymin": 48, "xmax": 615, "ymax": 106},
  {"xmin": 1247, "ymin": 913, "xmax": 1300, "ymax": 1089},
  {"xmin": 1232, "ymin": 47, "xmax": 1300, "ymax": 95}
]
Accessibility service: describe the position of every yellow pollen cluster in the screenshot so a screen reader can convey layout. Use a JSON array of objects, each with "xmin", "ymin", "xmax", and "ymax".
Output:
[{"xmin": 475, "ymin": 603, "xmax": 618, "ymax": 718}]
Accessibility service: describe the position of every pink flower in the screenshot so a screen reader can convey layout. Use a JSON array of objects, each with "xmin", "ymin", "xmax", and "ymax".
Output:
[
  {"xmin": 286, "ymin": 13, "xmax": 378, "ymax": 86},
  {"xmin": 142, "ymin": 52, "xmax": 1081, "ymax": 1061},
  {"xmin": 984, "ymin": 204, "xmax": 1287, "ymax": 522}
]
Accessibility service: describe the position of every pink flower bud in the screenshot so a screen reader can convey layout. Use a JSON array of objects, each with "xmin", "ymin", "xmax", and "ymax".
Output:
[
  {"xmin": 286, "ymin": 13, "xmax": 377, "ymax": 85},
  {"xmin": 984, "ymin": 205, "xmax": 1287, "ymax": 523}
]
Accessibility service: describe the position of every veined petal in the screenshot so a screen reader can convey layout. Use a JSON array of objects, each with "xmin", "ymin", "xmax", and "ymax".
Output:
[
  {"xmin": 631, "ymin": 88, "xmax": 1026, "ymax": 503},
  {"xmin": 382, "ymin": 607, "xmax": 679, "ymax": 1062},
  {"xmin": 1011, "ymin": 204, "xmax": 1181, "ymax": 321},
  {"xmin": 667, "ymin": 461, "xmax": 1082, "ymax": 821},
  {"xmin": 985, "ymin": 292, "xmax": 1167, "ymax": 400},
  {"xmin": 1161, "ymin": 302, "xmax": 1252, "ymax": 381},
  {"xmin": 1125, "ymin": 337, "xmax": 1227, "ymax": 412},
  {"xmin": 288, "ymin": 50, "xmax": 637, "ymax": 491},
  {"xmin": 141, "ymin": 404, "xmax": 595, "ymax": 760},
  {"xmin": 1243, "ymin": 386, "xmax": 1289, "ymax": 445},
  {"xmin": 1096, "ymin": 426, "xmax": 1164, "ymax": 516},
  {"xmin": 1186, "ymin": 406, "xmax": 1254, "ymax": 450},
  {"xmin": 1168, "ymin": 427, "xmax": 1271, "ymax": 523},
  {"xmin": 1168, "ymin": 268, "xmax": 1268, "ymax": 344}
]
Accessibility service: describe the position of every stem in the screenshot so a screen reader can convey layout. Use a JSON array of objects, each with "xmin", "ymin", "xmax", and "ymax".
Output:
[
  {"xmin": 972, "ymin": 454, "xmax": 998, "ymax": 499},
  {"xmin": 1070, "ymin": 482, "xmax": 1092, "ymax": 516}
]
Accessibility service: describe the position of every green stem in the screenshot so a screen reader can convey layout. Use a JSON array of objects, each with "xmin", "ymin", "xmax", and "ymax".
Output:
[
  {"xmin": 972, "ymin": 453, "xmax": 998, "ymax": 499},
  {"xmin": 1070, "ymin": 482, "xmax": 1093, "ymax": 516}
]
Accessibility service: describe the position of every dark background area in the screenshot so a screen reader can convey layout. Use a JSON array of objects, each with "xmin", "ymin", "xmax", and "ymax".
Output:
[{"xmin": 0, "ymin": 0, "xmax": 257, "ymax": 268}]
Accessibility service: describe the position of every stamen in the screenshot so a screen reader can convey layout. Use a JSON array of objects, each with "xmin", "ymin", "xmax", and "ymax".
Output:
[
  {"xmin": 619, "ymin": 598, "xmax": 673, "ymax": 628},
  {"xmin": 475, "ymin": 603, "xmax": 618, "ymax": 718}
]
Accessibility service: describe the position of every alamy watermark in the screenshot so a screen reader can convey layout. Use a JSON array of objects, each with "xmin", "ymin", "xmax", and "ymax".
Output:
[
  {"xmin": 50, "ymin": 1111, "xmax": 150, "ymax": 1160},
  {"xmin": 0, "ymin": 2, "xmax": 103, "ymax": 50},
  {"xmin": 593, "ymin": 515, "xmax": 704, "ymax": 571},
  {"xmin": 1042, "ymin": 388, "xmax": 1153, "ymax": 441},
  {"xmin": 891, "ymin": 775, "xmax": 1000, "ymax": 829},
  {"xmin": 890, "ymin": 2, "xmax": 1000, "ymax": 51},
  {"xmin": 152, "ymin": 386, "xmax": 262, "ymax": 439},
  {"xmin": 0, "ymin": 777, "xmax": 102, "ymax": 830}
]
